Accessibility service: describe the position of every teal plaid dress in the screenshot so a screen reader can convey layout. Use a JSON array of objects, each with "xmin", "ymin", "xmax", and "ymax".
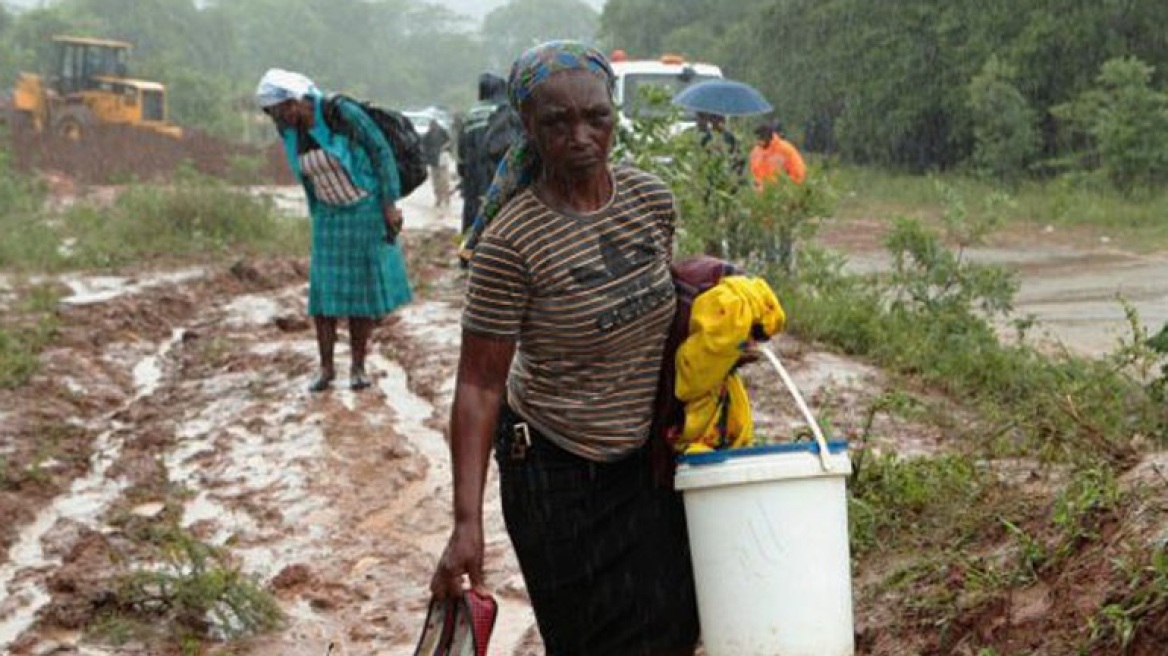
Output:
[
  {"xmin": 307, "ymin": 194, "xmax": 411, "ymax": 318},
  {"xmin": 284, "ymin": 96, "xmax": 412, "ymax": 318}
]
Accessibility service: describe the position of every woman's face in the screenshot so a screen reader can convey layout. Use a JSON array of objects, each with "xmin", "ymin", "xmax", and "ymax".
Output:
[
  {"xmin": 265, "ymin": 98, "xmax": 313, "ymax": 131},
  {"xmin": 523, "ymin": 69, "xmax": 614, "ymax": 177}
]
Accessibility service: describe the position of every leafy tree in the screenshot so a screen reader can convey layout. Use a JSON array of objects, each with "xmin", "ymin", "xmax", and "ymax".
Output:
[
  {"xmin": 1055, "ymin": 57, "xmax": 1168, "ymax": 194},
  {"xmin": 602, "ymin": 0, "xmax": 1168, "ymax": 176},
  {"xmin": 967, "ymin": 56, "xmax": 1039, "ymax": 183},
  {"xmin": 481, "ymin": 0, "xmax": 600, "ymax": 71}
]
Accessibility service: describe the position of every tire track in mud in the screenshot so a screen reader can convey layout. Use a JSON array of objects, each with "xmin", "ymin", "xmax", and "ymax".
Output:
[
  {"xmin": 1, "ymin": 193, "xmax": 540, "ymax": 654},
  {"xmin": 4, "ymin": 272, "xmax": 538, "ymax": 655},
  {"xmin": 227, "ymin": 294, "xmax": 537, "ymax": 656},
  {"xmin": 0, "ymin": 317, "xmax": 184, "ymax": 650}
]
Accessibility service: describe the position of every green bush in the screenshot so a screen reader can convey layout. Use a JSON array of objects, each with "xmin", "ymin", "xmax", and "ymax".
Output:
[
  {"xmin": 109, "ymin": 527, "xmax": 283, "ymax": 643},
  {"xmin": 620, "ymin": 98, "xmax": 834, "ymax": 271},
  {"xmin": 0, "ymin": 142, "xmax": 59, "ymax": 271},
  {"xmin": 788, "ymin": 196, "xmax": 1164, "ymax": 462}
]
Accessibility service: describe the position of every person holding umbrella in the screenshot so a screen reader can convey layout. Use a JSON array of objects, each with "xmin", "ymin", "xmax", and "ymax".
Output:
[{"xmin": 696, "ymin": 110, "xmax": 745, "ymax": 179}]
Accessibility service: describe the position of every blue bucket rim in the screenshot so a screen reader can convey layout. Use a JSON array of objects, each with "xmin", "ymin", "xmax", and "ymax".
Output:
[{"xmin": 678, "ymin": 440, "xmax": 849, "ymax": 467}]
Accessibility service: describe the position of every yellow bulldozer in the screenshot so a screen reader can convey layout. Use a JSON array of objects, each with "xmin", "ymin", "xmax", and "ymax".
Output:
[{"xmin": 8, "ymin": 35, "xmax": 182, "ymax": 139}]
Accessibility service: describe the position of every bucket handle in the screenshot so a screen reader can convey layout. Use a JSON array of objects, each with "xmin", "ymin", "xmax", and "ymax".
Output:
[{"xmin": 760, "ymin": 345, "xmax": 834, "ymax": 472}]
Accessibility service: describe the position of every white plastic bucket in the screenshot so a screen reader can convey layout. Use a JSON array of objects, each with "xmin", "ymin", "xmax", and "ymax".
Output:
[{"xmin": 673, "ymin": 347, "xmax": 855, "ymax": 655}]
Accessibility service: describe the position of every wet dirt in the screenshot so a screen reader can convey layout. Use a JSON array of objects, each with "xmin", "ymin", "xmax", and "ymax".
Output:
[
  {"xmin": 8, "ymin": 126, "xmax": 295, "ymax": 186},
  {"xmin": 0, "ymin": 180, "xmax": 1165, "ymax": 655}
]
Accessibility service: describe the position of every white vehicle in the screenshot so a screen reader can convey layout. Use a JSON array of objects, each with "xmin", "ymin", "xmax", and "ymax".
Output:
[{"xmin": 610, "ymin": 54, "xmax": 724, "ymax": 131}]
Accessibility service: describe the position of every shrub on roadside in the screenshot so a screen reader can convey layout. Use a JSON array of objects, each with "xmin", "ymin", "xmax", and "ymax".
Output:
[
  {"xmin": 620, "ymin": 97, "xmax": 835, "ymax": 270},
  {"xmin": 65, "ymin": 166, "xmax": 308, "ymax": 268},
  {"xmin": 94, "ymin": 526, "xmax": 282, "ymax": 648}
]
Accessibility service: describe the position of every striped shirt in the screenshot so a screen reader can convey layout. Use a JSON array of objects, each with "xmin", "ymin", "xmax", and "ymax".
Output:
[
  {"xmin": 299, "ymin": 148, "xmax": 369, "ymax": 206},
  {"xmin": 463, "ymin": 166, "xmax": 677, "ymax": 461}
]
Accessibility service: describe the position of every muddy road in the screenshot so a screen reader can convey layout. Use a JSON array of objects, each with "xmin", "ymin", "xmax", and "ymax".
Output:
[{"xmin": 1, "ymin": 183, "xmax": 1164, "ymax": 655}]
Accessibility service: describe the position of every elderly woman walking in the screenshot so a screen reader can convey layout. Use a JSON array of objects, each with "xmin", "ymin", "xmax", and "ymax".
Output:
[
  {"xmin": 256, "ymin": 69, "xmax": 412, "ymax": 392},
  {"xmin": 431, "ymin": 42, "xmax": 700, "ymax": 655}
]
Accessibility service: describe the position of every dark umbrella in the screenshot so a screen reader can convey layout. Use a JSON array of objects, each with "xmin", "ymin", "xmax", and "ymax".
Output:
[{"xmin": 672, "ymin": 78, "xmax": 773, "ymax": 117}]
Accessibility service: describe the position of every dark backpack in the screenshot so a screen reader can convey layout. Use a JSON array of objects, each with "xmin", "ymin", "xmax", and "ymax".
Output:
[
  {"xmin": 485, "ymin": 104, "xmax": 523, "ymax": 164},
  {"xmin": 327, "ymin": 94, "xmax": 428, "ymax": 198},
  {"xmin": 456, "ymin": 102, "xmax": 499, "ymax": 187}
]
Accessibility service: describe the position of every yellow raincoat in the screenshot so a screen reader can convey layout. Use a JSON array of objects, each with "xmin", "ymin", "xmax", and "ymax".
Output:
[{"xmin": 674, "ymin": 276, "xmax": 785, "ymax": 453}]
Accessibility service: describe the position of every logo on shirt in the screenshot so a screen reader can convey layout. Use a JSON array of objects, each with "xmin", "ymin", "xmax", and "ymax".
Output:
[{"xmin": 571, "ymin": 234, "xmax": 671, "ymax": 332}]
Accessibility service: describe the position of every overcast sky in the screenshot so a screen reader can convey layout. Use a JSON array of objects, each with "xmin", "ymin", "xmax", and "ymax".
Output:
[
  {"xmin": 441, "ymin": 0, "xmax": 606, "ymax": 21},
  {"xmin": 3, "ymin": 0, "xmax": 608, "ymax": 22}
]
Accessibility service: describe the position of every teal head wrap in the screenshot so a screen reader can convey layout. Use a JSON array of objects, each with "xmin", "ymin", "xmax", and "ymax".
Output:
[{"xmin": 460, "ymin": 40, "xmax": 614, "ymax": 259}]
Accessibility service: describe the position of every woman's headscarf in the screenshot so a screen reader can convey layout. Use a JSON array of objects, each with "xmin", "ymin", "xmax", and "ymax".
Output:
[
  {"xmin": 255, "ymin": 68, "xmax": 321, "ymax": 109},
  {"xmin": 460, "ymin": 40, "xmax": 615, "ymax": 258}
]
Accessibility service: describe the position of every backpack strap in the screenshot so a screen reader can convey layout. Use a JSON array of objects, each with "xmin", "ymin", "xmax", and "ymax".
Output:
[{"xmin": 321, "ymin": 93, "xmax": 356, "ymax": 139}]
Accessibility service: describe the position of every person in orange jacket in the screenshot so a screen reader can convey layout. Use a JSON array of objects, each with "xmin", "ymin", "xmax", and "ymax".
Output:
[
  {"xmin": 749, "ymin": 121, "xmax": 806, "ymax": 273},
  {"xmin": 749, "ymin": 121, "xmax": 806, "ymax": 189}
]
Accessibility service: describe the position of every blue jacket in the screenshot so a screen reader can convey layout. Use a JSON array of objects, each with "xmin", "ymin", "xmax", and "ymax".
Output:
[{"xmin": 281, "ymin": 95, "xmax": 401, "ymax": 211}]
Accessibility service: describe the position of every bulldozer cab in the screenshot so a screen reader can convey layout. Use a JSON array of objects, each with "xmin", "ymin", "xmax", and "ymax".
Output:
[
  {"xmin": 53, "ymin": 36, "xmax": 131, "ymax": 95},
  {"xmin": 7, "ymin": 35, "xmax": 181, "ymax": 139}
]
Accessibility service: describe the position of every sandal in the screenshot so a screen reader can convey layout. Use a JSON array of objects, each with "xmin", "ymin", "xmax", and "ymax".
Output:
[
  {"xmin": 307, "ymin": 370, "xmax": 335, "ymax": 393},
  {"xmin": 449, "ymin": 589, "xmax": 497, "ymax": 656},
  {"xmin": 350, "ymin": 366, "xmax": 372, "ymax": 391},
  {"xmin": 413, "ymin": 596, "xmax": 456, "ymax": 656},
  {"xmin": 412, "ymin": 591, "xmax": 496, "ymax": 656}
]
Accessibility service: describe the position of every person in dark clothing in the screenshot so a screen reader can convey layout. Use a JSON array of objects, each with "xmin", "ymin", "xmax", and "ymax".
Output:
[
  {"xmin": 696, "ymin": 111, "xmax": 745, "ymax": 178},
  {"xmin": 422, "ymin": 118, "xmax": 452, "ymax": 208},
  {"xmin": 457, "ymin": 73, "xmax": 507, "ymax": 234}
]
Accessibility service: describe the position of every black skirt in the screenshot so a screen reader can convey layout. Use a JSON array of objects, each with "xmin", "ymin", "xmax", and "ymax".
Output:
[{"xmin": 495, "ymin": 403, "xmax": 700, "ymax": 656}]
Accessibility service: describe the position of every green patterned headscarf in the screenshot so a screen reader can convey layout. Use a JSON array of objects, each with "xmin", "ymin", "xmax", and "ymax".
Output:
[{"xmin": 459, "ymin": 40, "xmax": 615, "ymax": 259}]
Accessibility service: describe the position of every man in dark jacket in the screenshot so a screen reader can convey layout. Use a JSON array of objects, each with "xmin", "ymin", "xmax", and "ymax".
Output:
[
  {"xmin": 421, "ymin": 118, "xmax": 451, "ymax": 208},
  {"xmin": 457, "ymin": 73, "xmax": 507, "ymax": 234}
]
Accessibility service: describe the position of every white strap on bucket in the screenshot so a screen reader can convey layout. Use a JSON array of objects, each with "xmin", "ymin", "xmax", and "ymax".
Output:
[{"xmin": 760, "ymin": 345, "xmax": 834, "ymax": 472}]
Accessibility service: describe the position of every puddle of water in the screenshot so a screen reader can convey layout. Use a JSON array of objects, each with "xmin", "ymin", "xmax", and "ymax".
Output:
[
  {"xmin": 397, "ymin": 301, "xmax": 461, "ymax": 348},
  {"xmin": 60, "ymin": 268, "xmax": 205, "ymax": 306},
  {"xmin": 251, "ymin": 341, "xmax": 318, "ymax": 359},
  {"xmin": 133, "ymin": 329, "xmax": 182, "ymax": 398},
  {"xmin": 370, "ymin": 354, "xmax": 442, "ymax": 457},
  {"xmin": 224, "ymin": 294, "xmax": 283, "ymax": 327},
  {"xmin": 62, "ymin": 376, "xmax": 87, "ymax": 397},
  {"xmin": 0, "ymin": 333, "xmax": 182, "ymax": 648},
  {"xmin": 165, "ymin": 377, "xmax": 330, "ymax": 578}
]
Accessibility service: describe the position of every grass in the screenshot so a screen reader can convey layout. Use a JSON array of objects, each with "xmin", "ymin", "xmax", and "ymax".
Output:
[
  {"xmin": 847, "ymin": 448, "xmax": 1164, "ymax": 651},
  {"xmin": 831, "ymin": 164, "xmax": 1168, "ymax": 250},
  {"xmin": 0, "ymin": 283, "xmax": 62, "ymax": 388},
  {"xmin": 1088, "ymin": 543, "xmax": 1168, "ymax": 652},
  {"xmin": 770, "ymin": 175, "xmax": 1167, "ymax": 652},
  {"xmin": 0, "ymin": 163, "xmax": 308, "ymax": 274},
  {"xmin": 848, "ymin": 453, "xmax": 997, "ymax": 556}
]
